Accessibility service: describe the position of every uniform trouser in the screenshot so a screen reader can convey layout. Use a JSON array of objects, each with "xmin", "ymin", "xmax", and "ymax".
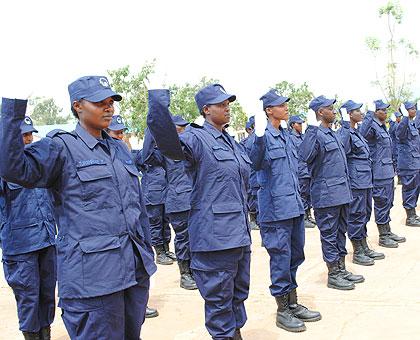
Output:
[
  {"xmin": 260, "ymin": 215, "xmax": 305, "ymax": 297},
  {"xmin": 314, "ymin": 204, "xmax": 349, "ymax": 264},
  {"xmin": 146, "ymin": 204, "xmax": 171, "ymax": 247},
  {"xmin": 372, "ymin": 180, "xmax": 394, "ymax": 224},
  {"xmin": 59, "ymin": 260, "xmax": 150, "ymax": 340},
  {"xmin": 191, "ymin": 246, "xmax": 251, "ymax": 340},
  {"xmin": 400, "ymin": 170, "xmax": 420, "ymax": 209},
  {"xmin": 348, "ymin": 188, "xmax": 372, "ymax": 240},
  {"xmin": 2, "ymin": 245, "xmax": 56, "ymax": 332},
  {"xmin": 167, "ymin": 210, "xmax": 191, "ymax": 260},
  {"xmin": 299, "ymin": 177, "xmax": 311, "ymax": 211}
]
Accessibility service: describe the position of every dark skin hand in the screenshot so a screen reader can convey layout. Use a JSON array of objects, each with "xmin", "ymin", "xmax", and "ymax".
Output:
[
  {"xmin": 350, "ymin": 108, "xmax": 364, "ymax": 129},
  {"xmin": 266, "ymin": 103, "xmax": 289, "ymax": 130},
  {"xmin": 22, "ymin": 132, "xmax": 33, "ymax": 145},
  {"xmin": 317, "ymin": 105, "xmax": 336, "ymax": 127},
  {"xmin": 375, "ymin": 108, "xmax": 387, "ymax": 123},
  {"xmin": 72, "ymin": 97, "xmax": 115, "ymax": 138},
  {"xmin": 203, "ymin": 99, "xmax": 231, "ymax": 131}
]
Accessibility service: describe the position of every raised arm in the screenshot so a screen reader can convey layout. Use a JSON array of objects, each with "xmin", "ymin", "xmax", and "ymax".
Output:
[
  {"xmin": 248, "ymin": 134, "xmax": 268, "ymax": 171},
  {"xmin": 338, "ymin": 122, "xmax": 352, "ymax": 155},
  {"xmin": 0, "ymin": 98, "xmax": 63, "ymax": 188},
  {"xmin": 358, "ymin": 112, "xmax": 376, "ymax": 142},
  {"xmin": 299, "ymin": 126, "xmax": 320, "ymax": 164},
  {"xmin": 395, "ymin": 116, "xmax": 409, "ymax": 141}
]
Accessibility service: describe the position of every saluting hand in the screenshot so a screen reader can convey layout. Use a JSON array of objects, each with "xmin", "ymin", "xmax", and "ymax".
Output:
[
  {"xmin": 306, "ymin": 109, "xmax": 319, "ymax": 126},
  {"xmin": 254, "ymin": 111, "xmax": 267, "ymax": 137},
  {"xmin": 340, "ymin": 107, "xmax": 350, "ymax": 122},
  {"xmin": 400, "ymin": 103, "xmax": 409, "ymax": 117}
]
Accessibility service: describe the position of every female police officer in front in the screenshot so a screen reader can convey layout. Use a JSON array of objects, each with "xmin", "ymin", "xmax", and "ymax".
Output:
[
  {"xmin": 146, "ymin": 84, "xmax": 251, "ymax": 340},
  {"xmin": 0, "ymin": 76, "xmax": 157, "ymax": 340}
]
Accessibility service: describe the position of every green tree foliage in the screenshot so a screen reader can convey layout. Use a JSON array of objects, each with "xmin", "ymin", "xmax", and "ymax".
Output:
[
  {"xmin": 272, "ymin": 81, "xmax": 313, "ymax": 118},
  {"xmin": 30, "ymin": 97, "xmax": 70, "ymax": 125},
  {"xmin": 365, "ymin": 1, "xmax": 418, "ymax": 112},
  {"xmin": 229, "ymin": 101, "xmax": 248, "ymax": 131},
  {"xmin": 107, "ymin": 61, "xmax": 155, "ymax": 137}
]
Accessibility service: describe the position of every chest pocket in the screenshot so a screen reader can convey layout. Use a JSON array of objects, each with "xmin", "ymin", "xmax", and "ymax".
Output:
[
  {"xmin": 76, "ymin": 163, "xmax": 114, "ymax": 211},
  {"xmin": 324, "ymin": 140, "xmax": 338, "ymax": 152},
  {"xmin": 380, "ymin": 131, "xmax": 391, "ymax": 145},
  {"xmin": 212, "ymin": 146, "xmax": 235, "ymax": 161},
  {"xmin": 410, "ymin": 127, "xmax": 419, "ymax": 136}
]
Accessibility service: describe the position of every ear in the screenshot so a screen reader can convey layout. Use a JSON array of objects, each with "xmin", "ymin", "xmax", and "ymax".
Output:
[{"xmin": 73, "ymin": 100, "xmax": 83, "ymax": 115}]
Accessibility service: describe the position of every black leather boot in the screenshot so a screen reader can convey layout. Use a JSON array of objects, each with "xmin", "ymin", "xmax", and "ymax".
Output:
[
  {"xmin": 304, "ymin": 210, "xmax": 315, "ymax": 228},
  {"xmin": 405, "ymin": 208, "xmax": 420, "ymax": 227},
  {"xmin": 178, "ymin": 260, "xmax": 198, "ymax": 290},
  {"xmin": 154, "ymin": 245, "xmax": 174, "ymax": 265},
  {"xmin": 22, "ymin": 332, "xmax": 40, "ymax": 340},
  {"xmin": 39, "ymin": 326, "xmax": 51, "ymax": 340},
  {"xmin": 163, "ymin": 243, "xmax": 177, "ymax": 260},
  {"xmin": 249, "ymin": 212, "xmax": 260, "ymax": 230},
  {"xmin": 377, "ymin": 224, "xmax": 398, "ymax": 248},
  {"xmin": 361, "ymin": 238, "xmax": 385, "ymax": 260},
  {"xmin": 338, "ymin": 257, "xmax": 364, "ymax": 283},
  {"xmin": 275, "ymin": 294, "xmax": 306, "ymax": 332},
  {"xmin": 145, "ymin": 306, "xmax": 159, "ymax": 318},
  {"xmin": 326, "ymin": 261, "xmax": 355, "ymax": 290},
  {"xmin": 351, "ymin": 239, "xmax": 374, "ymax": 266},
  {"xmin": 232, "ymin": 328, "xmax": 243, "ymax": 340},
  {"xmin": 288, "ymin": 289, "xmax": 321, "ymax": 322},
  {"xmin": 307, "ymin": 208, "xmax": 317, "ymax": 226},
  {"xmin": 386, "ymin": 223, "xmax": 406, "ymax": 243}
]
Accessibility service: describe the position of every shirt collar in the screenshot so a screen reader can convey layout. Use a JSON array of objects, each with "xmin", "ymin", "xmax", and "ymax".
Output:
[
  {"xmin": 75, "ymin": 123, "xmax": 110, "ymax": 149},
  {"xmin": 318, "ymin": 125, "xmax": 332, "ymax": 134},
  {"xmin": 373, "ymin": 117, "xmax": 385, "ymax": 127},
  {"xmin": 290, "ymin": 129, "xmax": 301, "ymax": 137},
  {"xmin": 267, "ymin": 121, "xmax": 281, "ymax": 136},
  {"xmin": 203, "ymin": 121, "xmax": 224, "ymax": 139}
]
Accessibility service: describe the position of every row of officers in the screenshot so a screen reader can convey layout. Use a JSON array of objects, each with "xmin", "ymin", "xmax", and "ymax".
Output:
[{"xmin": 1, "ymin": 76, "xmax": 419, "ymax": 340}]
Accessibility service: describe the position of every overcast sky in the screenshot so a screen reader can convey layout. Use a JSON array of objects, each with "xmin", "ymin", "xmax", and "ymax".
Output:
[{"xmin": 1, "ymin": 0, "xmax": 420, "ymax": 116}]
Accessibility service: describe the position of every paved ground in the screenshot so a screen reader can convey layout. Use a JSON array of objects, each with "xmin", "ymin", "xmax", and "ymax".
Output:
[{"xmin": 1, "ymin": 183, "xmax": 420, "ymax": 340}]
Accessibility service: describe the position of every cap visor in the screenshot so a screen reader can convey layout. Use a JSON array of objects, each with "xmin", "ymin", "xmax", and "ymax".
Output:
[
  {"xmin": 84, "ymin": 89, "xmax": 122, "ymax": 103},
  {"xmin": 350, "ymin": 103, "xmax": 363, "ymax": 111},
  {"xmin": 109, "ymin": 123, "xmax": 127, "ymax": 131},
  {"xmin": 20, "ymin": 127, "xmax": 38, "ymax": 134},
  {"xmin": 268, "ymin": 97, "xmax": 290, "ymax": 107},
  {"xmin": 323, "ymin": 99, "xmax": 336, "ymax": 107},
  {"xmin": 207, "ymin": 93, "xmax": 236, "ymax": 105}
]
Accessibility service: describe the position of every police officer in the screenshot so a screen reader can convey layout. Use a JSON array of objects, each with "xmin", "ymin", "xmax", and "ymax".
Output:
[
  {"xmin": 300, "ymin": 96, "xmax": 364, "ymax": 290},
  {"xmin": 389, "ymin": 111, "xmax": 402, "ymax": 184},
  {"xmin": 163, "ymin": 114, "xmax": 197, "ymax": 290},
  {"xmin": 396, "ymin": 102, "xmax": 420, "ymax": 226},
  {"xmin": 107, "ymin": 114, "xmax": 160, "ymax": 318},
  {"xmin": 138, "ymin": 128, "xmax": 175, "ymax": 265},
  {"xmin": 338, "ymin": 101, "xmax": 385, "ymax": 266},
  {"xmin": 289, "ymin": 115, "xmax": 316, "ymax": 228},
  {"xmin": 0, "ymin": 75, "xmax": 157, "ymax": 340},
  {"xmin": 250, "ymin": 90, "xmax": 321, "ymax": 333},
  {"xmin": 240, "ymin": 116, "xmax": 260, "ymax": 230},
  {"xmin": 147, "ymin": 84, "xmax": 251, "ymax": 340},
  {"xmin": 0, "ymin": 117, "xmax": 56, "ymax": 340},
  {"xmin": 359, "ymin": 100, "xmax": 406, "ymax": 247}
]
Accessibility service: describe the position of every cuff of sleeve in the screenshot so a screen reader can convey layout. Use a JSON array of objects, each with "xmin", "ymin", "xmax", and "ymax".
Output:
[
  {"xmin": 1, "ymin": 98, "xmax": 28, "ymax": 118},
  {"xmin": 148, "ymin": 89, "xmax": 170, "ymax": 107}
]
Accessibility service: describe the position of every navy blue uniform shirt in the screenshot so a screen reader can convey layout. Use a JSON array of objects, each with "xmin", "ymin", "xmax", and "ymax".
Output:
[
  {"xmin": 289, "ymin": 129, "xmax": 310, "ymax": 179},
  {"xmin": 395, "ymin": 116, "xmax": 420, "ymax": 171}
]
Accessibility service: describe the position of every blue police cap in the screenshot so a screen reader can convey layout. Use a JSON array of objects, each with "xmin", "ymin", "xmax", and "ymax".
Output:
[
  {"xmin": 195, "ymin": 84, "xmax": 236, "ymax": 113},
  {"xmin": 68, "ymin": 76, "xmax": 122, "ymax": 107},
  {"xmin": 108, "ymin": 115, "xmax": 127, "ymax": 131},
  {"xmin": 309, "ymin": 95, "xmax": 336, "ymax": 112},
  {"xmin": 394, "ymin": 111, "xmax": 402, "ymax": 118},
  {"xmin": 374, "ymin": 99, "xmax": 390, "ymax": 111},
  {"xmin": 171, "ymin": 115, "xmax": 189, "ymax": 126},
  {"xmin": 289, "ymin": 115, "xmax": 304, "ymax": 125},
  {"xmin": 404, "ymin": 101, "xmax": 416, "ymax": 110},
  {"xmin": 260, "ymin": 89, "xmax": 290, "ymax": 110},
  {"xmin": 20, "ymin": 116, "xmax": 38, "ymax": 134},
  {"xmin": 341, "ymin": 100, "xmax": 363, "ymax": 112},
  {"xmin": 245, "ymin": 116, "xmax": 255, "ymax": 129}
]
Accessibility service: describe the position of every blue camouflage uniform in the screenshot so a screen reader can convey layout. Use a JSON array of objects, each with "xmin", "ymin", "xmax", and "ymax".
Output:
[
  {"xmin": 299, "ymin": 97, "xmax": 352, "ymax": 264},
  {"xmin": 136, "ymin": 128, "xmax": 171, "ymax": 249},
  {"xmin": 396, "ymin": 102, "xmax": 420, "ymax": 211},
  {"xmin": 337, "ymin": 102, "xmax": 373, "ymax": 241},
  {"xmin": 0, "ymin": 77, "xmax": 157, "ymax": 340},
  {"xmin": 146, "ymin": 86, "xmax": 251, "ymax": 340},
  {"xmin": 359, "ymin": 101, "xmax": 395, "ymax": 225},
  {"xmin": 288, "ymin": 116, "xmax": 312, "ymax": 212},
  {"xmin": 0, "ymin": 116, "xmax": 57, "ymax": 335}
]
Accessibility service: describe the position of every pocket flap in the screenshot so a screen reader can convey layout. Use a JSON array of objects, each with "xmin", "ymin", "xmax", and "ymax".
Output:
[
  {"xmin": 123, "ymin": 163, "xmax": 140, "ymax": 177},
  {"xmin": 355, "ymin": 164, "xmax": 371, "ymax": 171},
  {"xmin": 240, "ymin": 152, "xmax": 252, "ymax": 164},
  {"xmin": 76, "ymin": 165, "xmax": 112, "ymax": 182},
  {"xmin": 212, "ymin": 202, "xmax": 243, "ymax": 214},
  {"xmin": 354, "ymin": 140, "xmax": 364, "ymax": 148},
  {"xmin": 381, "ymin": 158, "xmax": 393, "ymax": 165},
  {"xmin": 324, "ymin": 141, "xmax": 339, "ymax": 151},
  {"xmin": 267, "ymin": 147, "xmax": 286, "ymax": 159},
  {"xmin": 6, "ymin": 182, "xmax": 22, "ymax": 190},
  {"xmin": 412, "ymin": 152, "xmax": 420, "ymax": 158},
  {"xmin": 212, "ymin": 147, "xmax": 235, "ymax": 161},
  {"xmin": 79, "ymin": 236, "xmax": 121, "ymax": 254},
  {"xmin": 148, "ymin": 184, "xmax": 164, "ymax": 191},
  {"xmin": 175, "ymin": 185, "xmax": 192, "ymax": 194},
  {"xmin": 380, "ymin": 131, "xmax": 390, "ymax": 138},
  {"xmin": 326, "ymin": 177, "xmax": 347, "ymax": 187}
]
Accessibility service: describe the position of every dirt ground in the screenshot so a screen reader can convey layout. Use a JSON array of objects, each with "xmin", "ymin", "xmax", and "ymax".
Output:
[{"xmin": 1, "ymin": 183, "xmax": 420, "ymax": 340}]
